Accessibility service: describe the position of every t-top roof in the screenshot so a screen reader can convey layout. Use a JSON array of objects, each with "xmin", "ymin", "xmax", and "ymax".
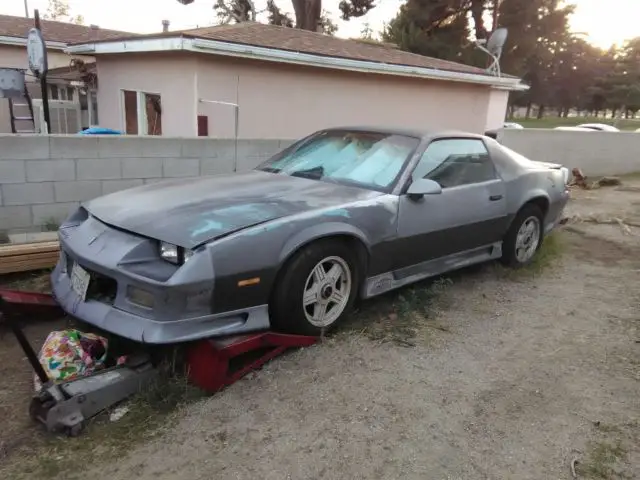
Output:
[
  {"xmin": 71, "ymin": 22, "xmax": 506, "ymax": 78},
  {"xmin": 0, "ymin": 14, "xmax": 134, "ymax": 45}
]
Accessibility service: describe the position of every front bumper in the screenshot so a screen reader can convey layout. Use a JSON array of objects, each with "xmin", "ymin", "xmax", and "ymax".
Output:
[{"xmin": 52, "ymin": 216, "xmax": 270, "ymax": 344}]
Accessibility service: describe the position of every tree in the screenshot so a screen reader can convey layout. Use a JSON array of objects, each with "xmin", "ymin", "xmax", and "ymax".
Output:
[
  {"xmin": 199, "ymin": 0, "xmax": 371, "ymax": 33},
  {"xmin": 213, "ymin": 0, "xmax": 338, "ymax": 34},
  {"xmin": 43, "ymin": 0, "xmax": 84, "ymax": 24},
  {"xmin": 382, "ymin": 0, "xmax": 490, "ymax": 64}
]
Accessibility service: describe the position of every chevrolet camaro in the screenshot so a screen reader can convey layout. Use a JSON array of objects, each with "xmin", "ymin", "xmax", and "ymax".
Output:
[{"xmin": 52, "ymin": 127, "xmax": 570, "ymax": 343}]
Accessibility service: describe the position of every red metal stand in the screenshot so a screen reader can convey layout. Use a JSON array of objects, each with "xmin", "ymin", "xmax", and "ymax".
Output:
[
  {"xmin": 0, "ymin": 289, "xmax": 63, "ymax": 319},
  {"xmin": 186, "ymin": 331, "xmax": 318, "ymax": 393}
]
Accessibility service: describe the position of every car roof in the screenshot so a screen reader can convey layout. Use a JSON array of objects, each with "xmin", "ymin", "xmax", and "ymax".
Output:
[{"xmin": 321, "ymin": 126, "xmax": 486, "ymax": 141}]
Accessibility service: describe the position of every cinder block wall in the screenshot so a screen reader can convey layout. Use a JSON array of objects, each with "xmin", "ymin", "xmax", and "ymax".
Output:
[
  {"xmin": 499, "ymin": 129, "xmax": 640, "ymax": 176},
  {"xmin": 0, "ymin": 135, "xmax": 293, "ymax": 234}
]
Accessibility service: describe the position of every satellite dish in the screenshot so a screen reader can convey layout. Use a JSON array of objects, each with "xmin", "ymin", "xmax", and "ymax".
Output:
[{"xmin": 475, "ymin": 27, "xmax": 508, "ymax": 77}]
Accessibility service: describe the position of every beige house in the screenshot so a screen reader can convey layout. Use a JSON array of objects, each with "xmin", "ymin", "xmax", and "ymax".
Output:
[
  {"xmin": 67, "ymin": 23, "xmax": 527, "ymax": 139},
  {"xmin": 0, "ymin": 14, "xmax": 131, "ymax": 133}
]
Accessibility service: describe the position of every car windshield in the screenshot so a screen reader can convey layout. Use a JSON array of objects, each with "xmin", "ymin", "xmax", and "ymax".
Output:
[{"xmin": 257, "ymin": 130, "xmax": 420, "ymax": 191}]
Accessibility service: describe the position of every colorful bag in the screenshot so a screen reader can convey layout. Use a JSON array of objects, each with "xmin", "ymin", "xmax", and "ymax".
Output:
[{"xmin": 34, "ymin": 329, "xmax": 108, "ymax": 391}]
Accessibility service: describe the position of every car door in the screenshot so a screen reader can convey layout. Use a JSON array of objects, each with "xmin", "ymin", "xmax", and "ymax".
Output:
[{"xmin": 394, "ymin": 137, "xmax": 508, "ymax": 270}]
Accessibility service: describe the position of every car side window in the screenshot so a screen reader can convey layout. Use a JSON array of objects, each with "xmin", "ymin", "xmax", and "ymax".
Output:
[{"xmin": 411, "ymin": 138, "xmax": 497, "ymax": 188}]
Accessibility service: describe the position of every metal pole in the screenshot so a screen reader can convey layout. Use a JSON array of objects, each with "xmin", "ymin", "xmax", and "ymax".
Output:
[
  {"xmin": 24, "ymin": 0, "xmax": 29, "ymax": 18},
  {"xmin": 34, "ymin": 10, "xmax": 51, "ymax": 134},
  {"xmin": 198, "ymin": 99, "xmax": 239, "ymax": 171}
]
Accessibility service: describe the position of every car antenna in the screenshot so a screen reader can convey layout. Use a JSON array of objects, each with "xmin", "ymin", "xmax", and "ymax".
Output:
[{"xmin": 475, "ymin": 27, "xmax": 508, "ymax": 77}]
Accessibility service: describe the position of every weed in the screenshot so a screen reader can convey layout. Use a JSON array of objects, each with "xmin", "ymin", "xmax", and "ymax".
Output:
[
  {"xmin": 344, "ymin": 277, "xmax": 453, "ymax": 346},
  {"xmin": 578, "ymin": 440, "xmax": 628, "ymax": 479},
  {"xmin": 42, "ymin": 217, "xmax": 60, "ymax": 232}
]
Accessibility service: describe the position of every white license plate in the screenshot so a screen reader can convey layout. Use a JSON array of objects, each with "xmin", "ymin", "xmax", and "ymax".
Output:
[{"xmin": 70, "ymin": 262, "xmax": 91, "ymax": 301}]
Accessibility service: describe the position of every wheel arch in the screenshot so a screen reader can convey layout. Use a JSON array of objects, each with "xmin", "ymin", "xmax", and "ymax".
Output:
[
  {"xmin": 522, "ymin": 194, "xmax": 550, "ymax": 218},
  {"xmin": 270, "ymin": 225, "xmax": 371, "ymax": 304}
]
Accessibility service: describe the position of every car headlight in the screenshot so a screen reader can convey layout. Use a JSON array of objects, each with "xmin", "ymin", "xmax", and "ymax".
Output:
[
  {"xmin": 560, "ymin": 167, "xmax": 570, "ymax": 186},
  {"xmin": 159, "ymin": 241, "xmax": 194, "ymax": 265}
]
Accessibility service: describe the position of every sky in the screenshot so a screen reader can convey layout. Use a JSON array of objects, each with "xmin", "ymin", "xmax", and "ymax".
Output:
[{"xmin": 2, "ymin": 0, "xmax": 639, "ymax": 50}]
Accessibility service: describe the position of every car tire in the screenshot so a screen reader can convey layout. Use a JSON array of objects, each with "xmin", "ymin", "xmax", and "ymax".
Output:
[
  {"xmin": 501, "ymin": 203, "xmax": 544, "ymax": 267},
  {"xmin": 271, "ymin": 239, "xmax": 361, "ymax": 336}
]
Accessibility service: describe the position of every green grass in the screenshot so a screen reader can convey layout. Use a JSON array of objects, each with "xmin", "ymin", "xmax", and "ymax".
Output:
[
  {"xmin": 512, "ymin": 116, "xmax": 640, "ymax": 131},
  {"xmin": 495, "ymin": 232, "xmax": 565, "ymax": 279}
]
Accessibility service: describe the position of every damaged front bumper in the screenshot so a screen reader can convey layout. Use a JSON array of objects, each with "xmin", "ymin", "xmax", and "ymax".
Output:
[{"xmin": 51, "ymin": 214, "xmax": 269, "ymax": 344}]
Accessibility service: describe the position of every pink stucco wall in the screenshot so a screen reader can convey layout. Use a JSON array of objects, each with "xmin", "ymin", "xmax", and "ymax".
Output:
[
  {"xmin": 95, "ymin": 52, "xmax": 503, "ymax": 138},
  {"xmin": 96, "ymin": 53, "xmax": 197, "ymax": 137},
  {"xmin": 484, "ymin": 89, "xmax": 510, "ymax": 130}
]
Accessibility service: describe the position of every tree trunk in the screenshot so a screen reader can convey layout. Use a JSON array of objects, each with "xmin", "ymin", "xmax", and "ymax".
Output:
[
  {"xmin": 563, "ymin": 108, "xmax": 569, "ymax": 118},
  {"xmin": 557, "ymin": 108, "xmax": 562, "ymax": 118},
  {"xmin": 291, "ymin": 0, "xmax": 322, "ymax": 31},
  {"xmin": 492, "ymin": 0, "xmax": 500, "ymax": 30},
  {"xmin": 537, "ymin": 105, "xmax": 545, "ymax": 119},
  {"xmin": 470, "ymin": 0, "xmax": 487, "ymax": 40},
  {"xmin": 525, "ymin": 102, "xmax": 532, "ymax": 119},
  {"xmin": 611, "ymin": 108, "xmax": 617, "ymax": 118}
]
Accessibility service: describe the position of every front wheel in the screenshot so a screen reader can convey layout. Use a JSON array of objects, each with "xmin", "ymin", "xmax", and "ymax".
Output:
[
  {"xmin": 501, "ymin": 204, "xmax": 544, "ymax": 267},
  {"xmin": 270, "ymin": 240, "xmax": 361, "ymax": 336}
]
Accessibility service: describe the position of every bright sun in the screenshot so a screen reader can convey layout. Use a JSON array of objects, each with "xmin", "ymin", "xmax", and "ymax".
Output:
[{"xmin": 568, "ymin": 0, "xmax": 640, "ymax": 49}]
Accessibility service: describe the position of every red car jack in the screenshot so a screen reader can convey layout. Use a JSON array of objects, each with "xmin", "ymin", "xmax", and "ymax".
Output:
[
  {"xmin": 186, "ymin": 332, "xmax": 319, "ymax": 393},
  {"xmin": 0, "ymin": 288, "xmax": 63, "ymax": 319}
]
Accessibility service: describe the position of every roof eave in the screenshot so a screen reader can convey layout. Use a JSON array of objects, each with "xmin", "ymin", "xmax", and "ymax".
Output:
[
  {"xmin": 0, "ymin": 35, "xmax": 66, "ymax": 50},
  {"xmin": 66, "ymin": 36, "xmax": 528, "ymax": 91}
]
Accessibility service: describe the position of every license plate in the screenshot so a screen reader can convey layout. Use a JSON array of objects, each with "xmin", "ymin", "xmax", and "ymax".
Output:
[{"xmin": 70, "ymin": 262, "xmax": 90, "ymax": 301}]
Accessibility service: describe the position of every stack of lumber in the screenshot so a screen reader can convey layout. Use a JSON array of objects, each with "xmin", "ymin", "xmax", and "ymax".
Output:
[{"xmin": 0, "ymin": 241, "xmax": 60, "ymax": 275}]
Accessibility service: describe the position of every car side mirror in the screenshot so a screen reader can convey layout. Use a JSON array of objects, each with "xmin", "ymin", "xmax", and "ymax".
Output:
[{"xmin": 406, "ymin": 178, "xmax": 442, "ymax": 199}]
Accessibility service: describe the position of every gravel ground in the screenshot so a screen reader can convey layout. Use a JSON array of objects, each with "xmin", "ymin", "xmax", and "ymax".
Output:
[{"xmin": 1, "ymin": 182, "xmax": 638, "ymax": 479}]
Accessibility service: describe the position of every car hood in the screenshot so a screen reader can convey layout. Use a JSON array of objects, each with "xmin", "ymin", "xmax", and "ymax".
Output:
[{"xmin": 84, "ymin": 170, "xmax": 380, "ymax": 248}]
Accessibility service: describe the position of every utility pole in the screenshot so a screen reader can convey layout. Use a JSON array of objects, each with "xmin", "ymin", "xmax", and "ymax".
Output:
[
  {"xmin": 24, "ymin": 0, "xmax": 30, "ymax": 18},
  {"xmin": 33, "ymin": 9, "xmax": 51, "ymax": 133}
]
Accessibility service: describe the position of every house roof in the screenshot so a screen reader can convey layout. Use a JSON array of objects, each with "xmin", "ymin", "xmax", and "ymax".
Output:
[
  {"xmin": 67, "ymin": 22, "xmax": 527, "ymax": 91},
  {"xmin": 181, "ymin": 23, "xmax": 490, "ymax": 77},
  {"xmin": 70, "ymin": 22, "xmax": 489, "ymax": 76},
  {"xmin": 0, "ymin": 14, "xmax": 133, "ymax": 47}
]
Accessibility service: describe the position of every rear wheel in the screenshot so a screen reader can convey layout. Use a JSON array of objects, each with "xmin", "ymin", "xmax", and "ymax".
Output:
[
  {"xmin": 271, "ymin": 240, "xmax": 361, "ymax": 335},
  {"xmin": 501, "ymin": 204, "xmax": 544, "ymax": 267}
]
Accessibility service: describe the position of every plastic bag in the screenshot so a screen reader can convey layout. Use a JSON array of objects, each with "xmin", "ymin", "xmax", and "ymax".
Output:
[{"xmin": 34, "ymin": 329, "xmax": 108, "ymax": 391}]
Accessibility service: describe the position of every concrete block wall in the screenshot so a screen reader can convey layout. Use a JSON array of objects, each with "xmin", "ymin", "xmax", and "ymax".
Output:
[
  {"xmin": 499, "ymin": 129, "xmax": 640, "ymax": 176},
  {"xmin": 0, "ymin": 135, "xmax": 293, "ymax": 234}
]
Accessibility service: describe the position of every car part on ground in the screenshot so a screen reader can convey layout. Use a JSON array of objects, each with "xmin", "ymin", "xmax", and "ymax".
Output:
[
  {"xmin": 0, "ymin": 292, "xmax": 156, "ymax": 436},
  {"xmin": 52, "ymin": 127, "xmax": 570, "ymax": 344}
]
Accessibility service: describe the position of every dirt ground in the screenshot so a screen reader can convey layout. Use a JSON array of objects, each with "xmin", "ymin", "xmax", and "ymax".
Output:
[{"xmin": 0, "ymin": 180, "xmax": 638, "ymax": 480}]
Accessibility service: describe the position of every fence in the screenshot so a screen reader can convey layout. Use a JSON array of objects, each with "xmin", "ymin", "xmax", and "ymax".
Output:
[{"xmin": 2, "ymin": 130, "xmax": 640, "ymax": 235}]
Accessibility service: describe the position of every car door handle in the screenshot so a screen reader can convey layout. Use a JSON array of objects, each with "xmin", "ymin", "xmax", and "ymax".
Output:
[{"xmin": 489, "ymin": 194, "xmax": 503, "ymax": 201}]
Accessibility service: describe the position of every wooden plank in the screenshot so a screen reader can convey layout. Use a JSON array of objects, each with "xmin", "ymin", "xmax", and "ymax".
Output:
[
  {"xmin": 0, "ymin": 240, "xmax": 60, "ymax": 258},
  {"xmin": 0, "ymin": 240, "xmax": 60, "ymax": 274}
]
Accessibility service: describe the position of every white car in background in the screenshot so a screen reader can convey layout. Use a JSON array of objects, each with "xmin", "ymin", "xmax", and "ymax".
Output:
[
  {"xmin": 554, "ymin": 126, "xmax": 594, "ymax": 132},
  {"xmin": 575, "ymin": 123, "xmax": 620, "ymax": 132}
]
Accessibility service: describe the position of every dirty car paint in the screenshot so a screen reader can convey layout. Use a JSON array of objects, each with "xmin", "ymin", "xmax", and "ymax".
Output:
[{"xmin": 83, "ymin": 171, "xmax": 383, "ymax": 248}]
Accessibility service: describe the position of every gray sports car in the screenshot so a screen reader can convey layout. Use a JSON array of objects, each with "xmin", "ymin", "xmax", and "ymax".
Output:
[{"xmin": 52, "ymin": 127, "xmax": 570, "ymax": 344}]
